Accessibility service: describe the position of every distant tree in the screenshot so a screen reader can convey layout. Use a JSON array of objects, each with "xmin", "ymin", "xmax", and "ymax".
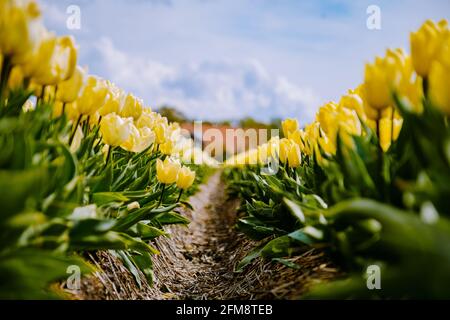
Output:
[{"xmin": 156, "ymin": 105, "xmax": 188, "ymax": 123}]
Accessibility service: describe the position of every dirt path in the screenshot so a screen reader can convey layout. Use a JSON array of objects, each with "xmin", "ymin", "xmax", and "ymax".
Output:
[
  {"xmin": 148, "ymin": 171, "xmax": 339, "ymax": 299},
  {"xmin": 76, "ymin": 171, "xmax": 339, "ymax": 300}
]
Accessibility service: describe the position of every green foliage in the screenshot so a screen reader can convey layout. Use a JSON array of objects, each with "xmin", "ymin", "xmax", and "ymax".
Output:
[
  {"xmin": 225, "ymin": 96, "xmax": 450, "ymax": 298},
  {"xmin": 0, "ymin": 90, "xmax": 205, "ymax": 298}
]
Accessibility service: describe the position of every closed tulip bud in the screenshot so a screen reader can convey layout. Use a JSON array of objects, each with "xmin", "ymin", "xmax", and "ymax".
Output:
[
  {"xmin": 287, "ymin": 130, "xmax": 305, "ymax": 150},
  {"xmin": 31, "ymin": 35, "xmax": 78, "ymax": 85},
  {"xmin": 99, "ymin": 83, "xmax": 124, "ymax": 116},
  {"xmin": 56, "ymin": 66, "xmax": 85, "ymax": 103},
  {"xmin": 379, "ymin": 118, "xmax": 392, "ymax": 152},
  {"xmin": 363, "ymin": 49, "xmax": 410, "ymax": 111},
  {"xmin": 429, "ymin": 39, "xmax": 450, "ymax": 115},
  {"xmin": 77, "ymin": 76, "xmax": 108, "ymax": 115},
  {"xmin": 257, "ymin": 144, "xmax": 269, "ymax": 164},
  {"xmin": 339, "ymin": 89, "xmax": 366, "ymax": 120},
  {"xmin": 120, "ymin": 93, "xmax": 143, "ymax": 120},
  {"xmin": 287, "ymin": 143, "xmax": 301, "ymax": 168},
  {"xmin": 410, "ymin": 19, "xmax": 449, "ymax": 77},
  {"xmin": 176, "ymin": 166, "xmax": 196, "ymax": 190},
  {"xmin": 7, "ymin": 66, "xmax": 24, "ymax": 90},
  {"xmin": 160, "ymin": 140, "xmax": 174, "ymax": 155},
  {"xmin": 100, "ymin": 113, "xmax": 132, "ymax": 147},
  {"xmin": 281, "ymin": 118, "xmax": 299, "ymax": 137},
  {"xmin": 156, "ymin": 158, "xmax": 181, "ymax": 185},
  {"xmin": 279, "ymin": 138, "xmax": 292, "ymax": 164},
  {"xmin": 0, "ymin": 1, "xmax": 43, "ymax": 63},
  {"xmin": 154, "ymin": 123, "xmax": 167, "ymax": 144},
  {"xmin": 65, "ymin": 102, "xmax": 80, "ymax": 121},
  {"xmin": 316, "ymin": 102, "xmax": 338, "ymax": 136}
]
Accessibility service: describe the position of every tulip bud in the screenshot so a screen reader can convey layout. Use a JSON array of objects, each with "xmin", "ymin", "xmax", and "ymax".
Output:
[
  {"xmin": 120, "ymin": 93, "xmax": 143, "ymax": 120},
  {"xmin": 77, "ymin": 76, "xmax": 108, "ymax": 116},
  {"xmin": 287, "ymin": 143, "xmax": 301, "ymax": 168},
  {"xmin": 176, "ymin": 166, "xmax": 196, "ymax": 190},
  {"xmin": 281, "ymin": 118, "xmax": 299, "ymax": 137},
  {"xmin": 0, "ymin": 1, "xmax": 43, "ymax": 63},
  {"xmin": 363, "ymin": 49, "xmax": 410, "ymax": 111},
  {"xmin": 410, "ymin": 19, "xmax": 449, "ymax": 77},
  {"xmin": 156, "ymin": 158, "xmax": 181, "ymax": 185},
  {"xmin": 56, "ymin": 66, "xmax": 85, "ymax": 103},
  {"xmin": 279, "ymin": 138, "xmax": 292, "ymax": 164},
  {"xmin": 429, "ymin": 39, "xmax": 450, "ymax": 115}
]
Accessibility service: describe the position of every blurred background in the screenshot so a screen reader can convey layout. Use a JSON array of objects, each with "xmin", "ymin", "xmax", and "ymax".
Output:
[{"xmin": 40, "ymin": 0, "xmax": 450, "ymax": 126}]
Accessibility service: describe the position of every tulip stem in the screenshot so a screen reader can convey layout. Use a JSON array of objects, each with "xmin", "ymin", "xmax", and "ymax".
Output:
[
  {"xmin": 61, "ymin": 102, "xmax": 66, "ymax": 115},
  {"xmin": 104, "ymin": 145, "xmax": 112, "ymax": 170},
  {"xmin": 422, "ymin": 77, "xmax": 428, "ymax": 97},
  {"xmin": 69, "ymin": 114, "xmax": 83, "ymax": 146},
  {"xmin": 158, "ymin": 184, "xmax": 166, "ymax": 207},
  {"xmin": 0, "ymin": 56, "xmax": 12, "ymax": 108},
  {"xmin": 177, "ymin": 189, "xmax": 183, "ymax": 203}
]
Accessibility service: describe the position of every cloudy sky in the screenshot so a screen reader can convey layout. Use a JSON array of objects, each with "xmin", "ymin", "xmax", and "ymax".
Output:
[{"xmin": 40, "ymin": 0, "xmax": 449, "ymax": 124}]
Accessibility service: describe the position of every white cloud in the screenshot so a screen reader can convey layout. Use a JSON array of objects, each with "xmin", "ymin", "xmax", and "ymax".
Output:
[{"xmin": 95, "ymin": 37, "xmax": 320, "ymax": 123}]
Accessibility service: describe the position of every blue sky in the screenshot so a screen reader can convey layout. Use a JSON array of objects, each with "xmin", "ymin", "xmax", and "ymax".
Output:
[{"xmin": 40, "ymin": 0, "xmax": 450, "ymax": 124}]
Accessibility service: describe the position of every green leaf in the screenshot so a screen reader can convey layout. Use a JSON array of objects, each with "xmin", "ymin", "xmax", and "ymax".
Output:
[{"xmin": 92, "ymin": 192, "xmax": 130, "ymax": 206}]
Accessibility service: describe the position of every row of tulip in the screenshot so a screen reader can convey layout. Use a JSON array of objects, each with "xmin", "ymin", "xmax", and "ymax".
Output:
[
  {"xmin": 0, "ymin": 0, "xmax": 215, "ymax": 298},
  {"xmin": 225, "ymin": 19, "xmax": 450, "ymax": 298}
]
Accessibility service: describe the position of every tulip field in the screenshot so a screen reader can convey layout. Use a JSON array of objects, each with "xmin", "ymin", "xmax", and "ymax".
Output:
[{"xmin": 1, "ymin": 0, "xmax": 450, "ymax": 300}]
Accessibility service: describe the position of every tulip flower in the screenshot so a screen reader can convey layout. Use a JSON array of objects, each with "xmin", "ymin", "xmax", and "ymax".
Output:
[
  {"xmin": 27, "ymin": 35, "xmax": 78, "ymax": 86},
  {"xmin": 176, "ymin": 166, "xmax": 196, "ymax": 201},
  {"xmin": 363, "ymin": 49, "xmax": 410, "ymax": 111},
  {"xmin": 100, "ymin": 113, "xmax": 132, "ymax": 147},
  {"xmin": 287, "ymin": 143, "xmax": 301, "ymax": 168},
  {"xmin": 410, "ymin": 19, "xmax": 449, "ymax": 77},
  {"xmin": 429, "ymin": 39, "xmax": 450, "ymax": 115},
  {"xmin": 282, "ymin": 118, "xmax": 299, "ymax": 138},
  {"xmin": 279, "ymin": 138, "xmax": 292, "ymax": 164},
  {"xmin": 56, "ymin": 66, "xmax": 85, "ymax": 104},
  {"xmin": 120, "ymin": 93, "xmax": 143, "ymax": 121},
  {"xmin": 0, "ymin": 0, "xmax": 43, "ymax": 64},
  {"xmin": 76, "ymin": 76, "xmax": 109, "ymax": 116},
  {"xmin": 154, "ymin": 122, "xmax": 168, "ymax": 145},
  {"xmin": 156, "ymin": 157, "xmax": 181, "ymax": 206}
]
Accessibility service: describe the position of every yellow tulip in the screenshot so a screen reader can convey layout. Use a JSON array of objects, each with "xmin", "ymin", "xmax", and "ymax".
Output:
[
  {"xmin": 154, "ymin": 122, "xmax": 167, "ymax": 144},
  {"xmin": 363, "ymin": 49, "xmax": 410, "ymax": 111},
  {"xmin": 120, "ymin": 123, "xmax": 140, "ymax": 152},
  {"xmin": 281, "ymin": 118, "xmax": 299, "ymax": 137},
  {"xmin": 99, "ymin": 83, "xmax": 124, "ymax": 116},
  {"xmin": 159, "ymin": 140, "xmax": 174, "ymax": 155},
  {"xmin": 76, "ymin": 76, "xmax": 108, "ymax": 116},
  {"xmin": 429, "ymin": 39, "xmax": 450, "ymax": 114},
  {"xmin": 56, "ymin": 66, "xmax": 85, "ymax": 103},
  {"xmin": 176, "ymin": 166, "xmax": 196, "ymax": 190},
  {"xmin": 257, "ymin": 143, "xmax": 269, "ymax": 164},
  {"xmin": 410, "ymin": 19, "xmax": 449, "ymax": 77},
  {"xmin": 136, "ymin": 108, "xmax": 155, "ymax": 128},
  {"xmin": 28, "ymin": 35, "xmax": 78, "ymax": 85},
  {"xmin": 120, "ymin": 93, "xmax": 143, "ymax": 120},
  {"xmin": 339, "ymin": 89, "xmax": 366, "ymax": 120},
  {"xmin": 7, "ymin": 65, "xmax": 24, "ymax": 90},
  {"xmin": 156, "ymin": 158, "xmax": 181, "ymax": 184},
  {"xmin": 0, "ymin": 0, "xmax": 43, "ymax": 63},
  {"xmin": 287, "ymin": 129, "xmax": 305, "ymax": 150},
  {"xmin": 279, "ymin": 138, "xmax": 292, "ymax": 164},
  {"xmin": 100, "ymin": 113, "xmax": 132, "ymax": 147},
  {"xmin": 379, "ymin": 118, "xmax": 392, "ymax": 152},
  {"xmin": 287, "ymin": 143, "xmax": 301, "ymax": 168}
]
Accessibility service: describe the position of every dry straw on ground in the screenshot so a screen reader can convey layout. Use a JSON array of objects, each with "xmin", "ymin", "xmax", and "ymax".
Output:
[{"xmin": 71, "ymin": 171, "xmax": 340, "ymax": 300}]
